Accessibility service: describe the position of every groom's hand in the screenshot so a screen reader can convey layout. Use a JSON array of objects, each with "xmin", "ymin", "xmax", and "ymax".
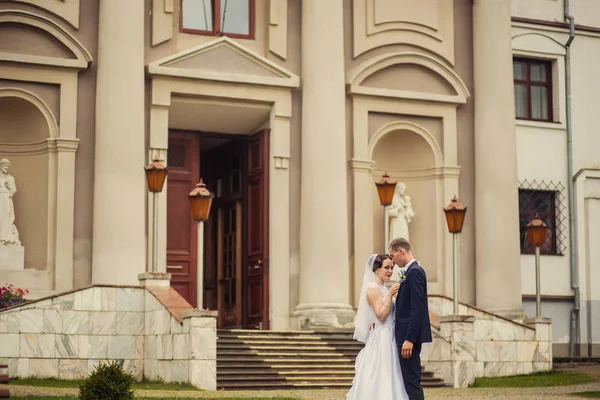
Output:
[{"xmin": 401, "ymin": 340, "xmax": 414, "ymax": 359}]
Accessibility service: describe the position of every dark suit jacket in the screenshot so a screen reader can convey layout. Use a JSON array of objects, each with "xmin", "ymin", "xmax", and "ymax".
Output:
[{"xmin": 395, "ymin": 261, "xmax": 433, "ymax": 345}]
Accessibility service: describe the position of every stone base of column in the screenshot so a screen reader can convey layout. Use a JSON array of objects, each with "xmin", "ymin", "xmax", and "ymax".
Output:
[
  {"xmin": 138, "ymin": 272, "xmax": 171, "ymax": 287},
  {"xmin": 183, "ymin": 309, "xmax": 218, "ymax": 390},
  {"xmin": 293, "ymin": 303, "xmax": 355, "ymax": 330},
  {"xmin": 440, "ymin": 315, "xmax": 476, "ymax": 389},
  {"xmin": 524, "ymin": 317, "xmax": 553, "ymax": 372},
  {"xmin": 485, "ymin": 306, "xmax": 527, "ymax": 320}
]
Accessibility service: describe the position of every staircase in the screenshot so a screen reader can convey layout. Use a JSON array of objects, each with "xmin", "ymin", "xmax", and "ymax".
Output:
[{"xmin": 216, "ymin": 329, "xmax": 446, "ymax": 390}]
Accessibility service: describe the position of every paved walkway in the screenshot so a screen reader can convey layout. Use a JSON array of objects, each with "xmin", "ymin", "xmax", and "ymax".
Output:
[
  {"xmin": 7, "ymin": 365, "xmax": 600, "ymax": 399},
  {"xmin": 8, "ymin": 383, "xmax": 600, "ymax": 399}
]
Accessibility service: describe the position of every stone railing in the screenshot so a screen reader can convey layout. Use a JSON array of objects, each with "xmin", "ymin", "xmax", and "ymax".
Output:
[
  {"xmin": 0, "ymin": 273, "xmax": 218, "ymax": 390},
  {"xmin": 422, "ymin": 296, "xmax": 552, "ymax": 388}
]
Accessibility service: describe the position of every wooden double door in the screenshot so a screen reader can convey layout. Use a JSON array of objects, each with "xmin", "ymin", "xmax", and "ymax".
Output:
[{"xmin": 166, "ymin": 130, "xmax": 269, "ymax": 329}]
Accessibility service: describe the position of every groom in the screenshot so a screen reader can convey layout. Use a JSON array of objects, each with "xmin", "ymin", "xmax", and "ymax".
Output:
[{"xmin": 389, "ymin": 237, "xmax": 432, "ymax": 400}]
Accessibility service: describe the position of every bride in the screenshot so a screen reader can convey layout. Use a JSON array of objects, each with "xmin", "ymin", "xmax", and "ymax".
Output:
[{"xmin": 346, "ymin": 253, "xmax": 409, "ymax": 399}]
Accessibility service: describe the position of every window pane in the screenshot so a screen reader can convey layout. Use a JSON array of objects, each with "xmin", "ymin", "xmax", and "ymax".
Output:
[
  {"xmin": 533, "ymin": 192, "xmax": 552, "ymax": 213},
  {"xmin": 220, "ymin": 0, "xmax": 250, "ymax": 35},
  {"xmin": 519, "ymin": 215, "xmax": 529, "ymax": 250},
  {"xmin": 513, "ymin": 62, "xmax": 526, "ymax": 80},
  {"xmin": 531, "ymin": 86, "xmax": 549, "ymax": 120},
  {"xmin": 514, "ymin": 84, "xmax": 528, "ymax": 118},
  {"xmin": 530, "ymin": 63, "xmax": 548, "ymax": 82},
  {"xmin": 182, "ymin": 0, "xmax": 213, "ymax": 31}
]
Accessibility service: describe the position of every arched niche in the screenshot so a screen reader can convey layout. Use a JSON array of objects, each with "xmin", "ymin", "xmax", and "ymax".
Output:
[
  {"xmin": 0, "ymin": 7, "xmax": 89, "ymax": 295},
  {"xmin": 370, "ymin": 126, "xmax": 441, "ymax": 283},
  {"xmin": 0, "ymin": 96, "xmax": 53, "ymax": 142},
  {"xmin": 0, "ymin": 91, "xmax": 55, "ymax": 272}
]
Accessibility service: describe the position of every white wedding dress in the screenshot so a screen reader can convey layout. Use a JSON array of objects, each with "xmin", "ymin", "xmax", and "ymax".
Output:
[{"xmin": 346, "ymin": 282, "xmax": 409, "ymax": 400}]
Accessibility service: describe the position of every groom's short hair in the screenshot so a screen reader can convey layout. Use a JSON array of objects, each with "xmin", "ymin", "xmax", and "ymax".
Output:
[{"xmin": 389, "ymin": 237, "xmax": 411, "ymax": 252}]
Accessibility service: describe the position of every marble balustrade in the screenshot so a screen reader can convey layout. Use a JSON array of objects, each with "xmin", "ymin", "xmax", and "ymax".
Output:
[
  {"xmin": 423, "ymin": 296, "xmax": 553, "ymax": 388},
  {"xmin": 0, "ymin": 289, "xmax": 551, "ymax": 390},
  {"xmin": 0, "ymin": 285, "xmax": 217, "ymax": 390}
]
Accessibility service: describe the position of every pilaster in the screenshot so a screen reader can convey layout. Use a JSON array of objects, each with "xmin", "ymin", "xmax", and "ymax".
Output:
[
  {"xmin": 295, "ymin": 0, "xmax": 354, "ymax": 328},
  {"xmin": 473, "ymin": 0, "xmax": 525, "ymax": 318}
]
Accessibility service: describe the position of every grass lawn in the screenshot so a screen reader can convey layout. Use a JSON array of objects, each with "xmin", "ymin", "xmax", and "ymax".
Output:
[
  {"xmin": 9, "ymin": 378, "xmax": 198, "ymax": 391},
  {"xmin": 571, "ymin": 392, "xmax": 600, "ymax": 398},
  {"xmin": 472, "ymin": 370, "xmax": 595, "ymax": 388}
]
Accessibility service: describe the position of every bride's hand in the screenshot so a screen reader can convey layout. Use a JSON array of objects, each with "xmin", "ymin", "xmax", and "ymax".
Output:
[{"xmin": 389, "ymin": 283, "xmax": 400, "ymax": 297}]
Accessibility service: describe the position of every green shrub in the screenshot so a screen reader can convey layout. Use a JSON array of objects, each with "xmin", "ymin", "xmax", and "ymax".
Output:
[{"xmin": 78, "ymin": 361, "xmax": 135, "ymax": 400}]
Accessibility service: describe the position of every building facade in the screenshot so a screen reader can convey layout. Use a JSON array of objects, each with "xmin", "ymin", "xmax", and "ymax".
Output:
[{"xmin": 0, "ymin": 0, "xmax": 599, "ymax": 357}]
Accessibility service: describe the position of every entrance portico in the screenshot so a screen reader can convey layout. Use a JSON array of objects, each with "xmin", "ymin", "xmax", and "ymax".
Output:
[{"xmin": 146, "ymin": 37, "xmax": 298, "ymax": 330}]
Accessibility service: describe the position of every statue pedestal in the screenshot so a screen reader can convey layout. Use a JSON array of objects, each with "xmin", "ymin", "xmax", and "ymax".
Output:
[{"xmin": 0, "ymin": 246, "xmax": 25, "ymax": 270}]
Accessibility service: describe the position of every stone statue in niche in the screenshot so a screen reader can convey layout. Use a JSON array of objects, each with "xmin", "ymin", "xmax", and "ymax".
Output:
[
  {"xmin": 0, "ymin": 158, "xmax": 24, "ymax": 271},
  {"xmin": 388, "ymin": 182, "xmax": 416, "ymax": 241},
  {"xmin": 0, "ymin": 158, "xmax": 21, "ymax": 246}
]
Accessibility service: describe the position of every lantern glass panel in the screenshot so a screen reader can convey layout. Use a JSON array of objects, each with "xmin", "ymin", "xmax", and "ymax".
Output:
[
  {"xmin": 527, "ymin": 225, "xmax": 547, "ymax": 247},
  {"xmin": 377, "ymin": 184, "xmax": 395, "ymax": 206},
  {"xmin": 190, "ymin": 195, "xmax": 213, "ymax": 222}
]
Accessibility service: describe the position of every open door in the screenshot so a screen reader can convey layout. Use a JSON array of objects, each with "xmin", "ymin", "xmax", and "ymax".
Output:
[
  {"xmin": 206, "ymin": 140, "xmax": 245, "ymax": 328},
  {"xmin": 216, "ymin": 201, "xmax": 243, "ymax": 327},
  {"xmin": 245, "ymin": 129, "xmax": 270, "ymax": 329},
  {"xmin": 166, "ymin": 132, "xmax": 199, "ymax": 305}
]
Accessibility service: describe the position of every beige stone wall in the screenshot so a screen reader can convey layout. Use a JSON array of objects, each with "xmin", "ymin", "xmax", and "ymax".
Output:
[
  {"xmin": 71, "ymin": 1, "xmax": 99, "ymax": 289},
  {"xmin": 452, "ymin": 0, "xmax": 476, "ymax": 306},
  {"xmin": 145, "ymin": 0, "xmax": 272, "ymax": 64},
  {"xmin": 344, "ymin": 0, "xmax": 475, "ymax": 306},
  {"xmin": 0, "ymin": 1, "xmax": 98, "ymax": 293}
]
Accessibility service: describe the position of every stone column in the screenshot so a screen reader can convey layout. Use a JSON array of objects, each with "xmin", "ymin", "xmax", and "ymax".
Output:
[
  {"xmin": 473, "ymin": 0, "xmax": 525, "ymax": 319},
  {"xmin": 92, "ymin": 0, "xmax": 146, "ymax": 285},
  {"xmin": 294, "ymin": 0, "xmax": 354, "ymax": 329}
]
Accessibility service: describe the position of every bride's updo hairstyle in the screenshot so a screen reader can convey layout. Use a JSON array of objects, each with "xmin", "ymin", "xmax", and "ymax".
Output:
[{"xmin": 372, "ymin": 254, "xmax": 392, "ymax": 272}]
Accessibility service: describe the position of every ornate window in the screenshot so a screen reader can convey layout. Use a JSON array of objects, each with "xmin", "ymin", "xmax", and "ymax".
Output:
[
  {"xmin": 513, "ymin": 58, "xmax": 553, "ymax": 122},
  {"xmin": 181, "ymin": 0, "xmax": 254, "ymax": 39},
  {"xmin": 518, "ymin": 180, "xmax": 566, "ymax": 255}
]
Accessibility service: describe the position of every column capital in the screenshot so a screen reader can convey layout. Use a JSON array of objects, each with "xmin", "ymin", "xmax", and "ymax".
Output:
[{"xmin": 349, "ymin": 158, "xmax": 375, "ymax": 172}]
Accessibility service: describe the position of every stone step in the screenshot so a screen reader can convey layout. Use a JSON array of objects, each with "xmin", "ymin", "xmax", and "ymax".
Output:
[
  {"xmin": 217, "ymin": 343, "xmax": 361, "ymax": 354},
  {"xmin": 217, "ymin": 363, "xmax": 356, "ymax": 370},
  {"xmin": 217, "ymin": 333, "xmax": 354, "ymax": 341},
  {"xmin": 216, "ymin": 368, "xmax": 436, "ymax": 379},
  {"xmin": 216, "ymin": 328, "xmax": 447, "ymax": 390},
  {"xmin": 215, "ymin": 380, "xmax": 447, "ymax": 390},
  {"xmin": 218, "ymin": 363, "xmax": 429, "ymax": 373},
  {"xmin": 217, "ymin": 331, "xmax": 356, "ymax": 340},
  {"xmin": 218, "ymin": 369, "xmax": 356, "ymax": 376},
  {"xmin": 218, "ymin": 329, "xmax": 355, "ymax": 335},
  {"xmin": 217, "ymin": 350, "xmax": 357, "ymax": 357},
  {"xmin": 0, "ymin": 388, "xmax": 8, "ymax": 399},
  {"xmin": 218, "ymin": 356, "xmax": 357, "ymax": 363},
  {"xmin": 218, "ymin": 338, "xmax": 364, "ymax": 347},
  {"xmin": 218, "ymin": 375, "xmax": 354, "ymax": 382},
  {"xmin": 216, "ymin": 381, "xmax": 354, "ymax": 389}
]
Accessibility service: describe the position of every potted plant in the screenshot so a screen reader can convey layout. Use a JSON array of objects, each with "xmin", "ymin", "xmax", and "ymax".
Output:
[{"xmin": 0, "ymin": 284, "xmax": 29, "ymax": 309}]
